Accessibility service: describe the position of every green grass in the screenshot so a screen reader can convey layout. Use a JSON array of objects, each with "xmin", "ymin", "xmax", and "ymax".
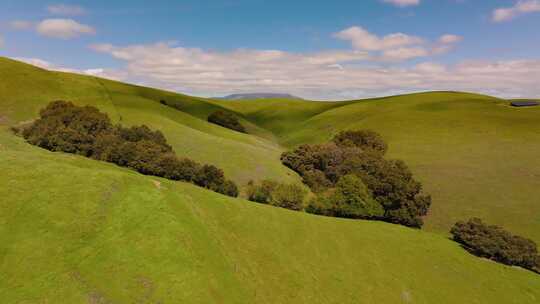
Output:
[
  {"xmin": 1, "ymin": 57, "xmax": 540, "ymax": 303},
  {"xmin": 214, "ymin": 93, "xmax": 540, "ymax": 244},
  {"xmin": 1, "ymin": 127, "xmax": 539, "ymax": 303},
  {"xmin": 0, "ymin": 57, "xmax": 300, "ymax": 187}
]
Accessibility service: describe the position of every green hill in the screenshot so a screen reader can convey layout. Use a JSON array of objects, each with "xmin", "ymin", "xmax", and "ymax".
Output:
[
  {"xmin": 1, "ymin": 57, "xmax": 539, "ymax": 303},
  {"xmin": 213, "ymin": 93, "xmax": 540, "ymax": 243}
]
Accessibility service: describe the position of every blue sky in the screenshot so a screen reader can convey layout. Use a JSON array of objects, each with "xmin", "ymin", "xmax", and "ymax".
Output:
[{"xmin": 1, "ymin": 0, "xmax": 540, "ymax": 99}]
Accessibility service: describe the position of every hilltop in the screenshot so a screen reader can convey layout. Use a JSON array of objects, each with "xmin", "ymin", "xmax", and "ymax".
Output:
[
  {"xmin": 218, "ymin": 93, "xmax": 303, "ymax": 100},
  {"xmin": 1, "ymin": 57, "xmax": 540, "ymax": 303}
]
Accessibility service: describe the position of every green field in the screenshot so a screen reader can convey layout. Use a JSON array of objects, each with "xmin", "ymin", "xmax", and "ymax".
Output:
[{"xmin": 1, "ymin": 57, "xmax": 540, "ymax": 303}]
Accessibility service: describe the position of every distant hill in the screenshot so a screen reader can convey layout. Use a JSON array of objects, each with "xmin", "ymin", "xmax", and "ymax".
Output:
[{"xmin": 218, "ymin": 93, "xmax": 302, "ymax": 100}]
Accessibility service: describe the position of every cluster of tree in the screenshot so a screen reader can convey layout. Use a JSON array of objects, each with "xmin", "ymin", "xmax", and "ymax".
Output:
[
  {"xmin": 207, "ymin": 110, "xmax": 246, "ymax": 133},
  {"xmin": 307, "ymin": 174, "xmax": 384, "ymax": 219},
  {"xmin": 281, "ymin": 130, "xmax": 431, "ymax": 228},
  {"xmin": 246, "ymin": 180, "xmax": 307, "ymax": 211},
  {"xmin": 22, "ymin": 101, "xmax": 238, "ymax": 197},
  {"xmin": 451, "ymin": 218, "xmax": 540, "ymax": 273}
]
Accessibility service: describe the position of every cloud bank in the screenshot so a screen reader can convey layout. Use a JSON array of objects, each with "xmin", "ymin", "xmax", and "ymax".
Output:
[
  {"xmin": 492, "ymin": 0, "xmax": 540, "ymax": 22},
  {"xmin": 11, "ymin": 23, "xmax": 538, "ymax": 100},
  {"xmin": 382, "ymin": 0, "xmax": 420, "ymax": 7},
  {"xmin": 87, "ymin": 40, "xmax": 539, "ymax": 100}
]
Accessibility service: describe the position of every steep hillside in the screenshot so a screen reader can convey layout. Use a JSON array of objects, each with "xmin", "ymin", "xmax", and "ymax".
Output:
[
  {"xmin": 1, "ymin": 127, "xmax": 539, "ymax": 303},
  {"xmin": 0, "ymin": 57, "xmax": 299, "ymax": 187}
]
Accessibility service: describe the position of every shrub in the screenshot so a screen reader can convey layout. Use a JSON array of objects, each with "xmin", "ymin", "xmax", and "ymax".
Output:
[
  {"xmin": 339, "ymin": 154, "xmax": 431, "ymax": 228},
  {"xmin": 332, "ymin": 130, "xmax": 388, "ymax": 155},
  {"xmin": 247, "ymin": 180, "xmax": 306, "ymax": 211},
  {"xmin": 301, "ymin": 170, "xmax": 332, "ymax": 193},
  {"xmin": 23, "ymin": 101, "xmax": 239, "ymax": 197},
  {"xmin": 214, "ymin": 180, "xmax": 240, "ymax": 197},
  {"xmin": 307, "ymin": 175, "xmax": 383, "ymax": 219},
  {"xmin": 247, "ymin": 180, "xmax": 278, "ymax": 204},
  {"xmin": 207, "ymin": 110, "xmax": 246, "ymax": 133},
  {"xmin": 281, "ymin": 129, "xmax": 431, "ymax": 228},
  {"xmin": 23, "ymin": 101, "xmax": 112, "ymax": 156},
  {"xmin": 270, "ymin": 183, "xmax": 306, "ymax": 211},
  {"xmin": 332, "ymin": 175, "xmax": 384, "ymax": 219},
  {"xmin": 117, "ymin": 125, "xmax": 171, "ymax": 151},
  {"xmin": 451, "ymin": 218, "xmax": 540, "ymax": 273}
]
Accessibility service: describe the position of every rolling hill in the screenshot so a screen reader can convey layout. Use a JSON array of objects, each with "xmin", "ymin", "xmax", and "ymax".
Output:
[
  {"xmin": 218, "ymin": 93, "xmax": 302, "ymax": 100},
  {"xmin": 212, "ymin": 93, "xmax": 540, "ymax": 244},
  {"xmin": 1, "ymin": 57, "xmax": 539, "ymax": 303}
]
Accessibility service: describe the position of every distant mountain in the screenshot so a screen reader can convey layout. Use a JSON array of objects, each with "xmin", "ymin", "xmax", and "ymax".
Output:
[{"xmin": 218, "ymin": 93, "xmax": 302, "ymax": 100}]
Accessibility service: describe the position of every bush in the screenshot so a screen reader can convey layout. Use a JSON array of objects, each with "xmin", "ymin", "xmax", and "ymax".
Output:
[
  {"xmin": 281, "ymin": 129, "xmax": 431, "ymax": 228},
  {"xmin": 247, "ymin": 180, "xmax": 278, "ymax": 204},
  {"xmin": 307, "ymin": 175, "xmax": 383, "ymax": 219},
  {"xmin": 247, "ymin": 180, "xmax": 306, "ymax": 211},
  {"xmin": 270, "ymin": 183, "xmax": 306, "ymax": 211},
  {"xmin": 339, "ymin": 154, "xmax": 431, "ymax": 228},
  {"xmin": 117, "ymin": 125, "xmax": 171, "ymax": 151},
  {"xmin": 23, "ymin": 101, "xmax": 112, "ymax": 156},
  {"xmin": 451, "ymin": 218, "xmax": 540, "ymax": 273},
  {"xmin": 332, "ymin": 175, "xmax": 384, "ymax": 219},
  {"xmin": 207, "ymin": 110, "xmax": 246, "ymax": 133},
  {"xmin": 332, "ymin": 130, "xmax": 388, "ymax": 155},
  {"xmin": 23, "ymin": 101, "xmax": 239, "ymax": 197}
]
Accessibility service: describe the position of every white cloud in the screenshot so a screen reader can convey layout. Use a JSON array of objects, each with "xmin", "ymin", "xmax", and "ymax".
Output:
[
  {"xmin": 334, "ymin": 27, "xmax": 461, "ymax": 61},
  {"xmin": 492, "ymin": 0, "xmax": 540, "ymax": 22},
  {"xmin": 335, "ymin": 26, "xmax": 424, "ymax": 51},
  {"xmin": 439, "ymin": 34, "xmax": 463, "ymax": 44},
  {"xmin": 47, "ymin": 4, "xmax": 86, "ymax": 16},
  {"xmin": 12, "ymin": 57, "xmax": 125, "ymax": 81},
  {"xmin": 88, "ymin": 41, "xmax": 540, "ymax": 100},
  {"xmin": 9, "ymin": 20, "xmax": 34, "ymax": 30},
  {"xmin": 0, "ymin": 35, "xmax": 4, "ymax": 48},
  {"xmin": 36, "ymin": 19, "xmax": 95, "ymax": 39},
  {"xmin": 381, "ymin": 47, "xmax": 429, "ymax": 61},
  {"xmin": 382, "ymin": 0, "xmax": 420, "ymax": 7},
  {"xmin": 13, "ymin": 57, "xmax": 56, "ymax": 69}
]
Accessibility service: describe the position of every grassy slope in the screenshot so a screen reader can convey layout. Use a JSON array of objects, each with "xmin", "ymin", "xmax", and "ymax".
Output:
[
  {"xmin": 1, "ymin": 128, "xmax": 539, "ymax": 304},
  {"xmin": 1, "ymin": 57, "xmax": 540, "ymax": 302},
  {"xmin": 0, "ymin": 57, "xmax": 299, "ymax": 187},
  {"xmin": 215, "ymin": 93, "xmax": 540, "ymax": 243}
]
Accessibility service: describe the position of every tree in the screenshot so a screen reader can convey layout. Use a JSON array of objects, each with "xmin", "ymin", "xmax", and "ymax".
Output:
[
  {"xmin": 339, "ymin": 154, "xmax": 431, "ymax": 228},
  {"xmin": 281, "ymin": 130, "xmax": 431, "ymax": 228},
  {"xmin": 22, "ymin": 101, "xmax": 239, "ymax": 197},
  {"xmin": 247, "ymin": 180, "xmax": 306, "ymax": 211},
  {"xmin": 331, "ymin": 175, "xmax": 384, "ymax": 219},
  {"xmin": 333, "ymin": 130, "xmax": 388, "ymax": 155},
  {"xmin": 23, "ymin": 100, "xmax": 112, "ymax": 156},
  {"xmin": 247, "ymin": 180, "xmax": 278, "ymax": 204},
  {"xmin": 117, "ymin": 125, "xmax": 171, "ymax": 151},
  {"xmin": 207, "ymin": 110, "xmax": 246, "ymax": 133},
  {"xmin": 307, "ymin": 175, "xmax": 383, "ymax": 219},
  {"xmin": 451, "ymin": 218, "xmax": 540, "ymax": 273},
  {"xmin": 270, "ymin": 183, "xmax": 306, "ymax": 211}
]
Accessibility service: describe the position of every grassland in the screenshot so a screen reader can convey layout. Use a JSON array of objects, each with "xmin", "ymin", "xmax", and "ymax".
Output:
[
  {"xmin": 1, "ymin": 127, "xmax": 539, "ymax": 303},
  {"xmin": 1, "ymin": 57, "xmax": 540, "ymax": 303},
  {"xmin": 213, "ymin": 93, "xmax": 540, "ymax": 243}
]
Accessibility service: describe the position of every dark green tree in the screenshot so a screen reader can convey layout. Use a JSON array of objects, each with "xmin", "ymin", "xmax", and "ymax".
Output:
[
  {"xmin": 22, "ymin": 101, "xmax": 239, "ymax": 197},
  {"xmin": 451, "ymin": 218, "xmax": 540, "ymax": 273},
  {"xmin": 333, "ymin": 130, "xmax": 388, "ymax": 155},
  {"xmin": 207, "ymin": 110, "xmax": 246, "ymax": 133}
]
